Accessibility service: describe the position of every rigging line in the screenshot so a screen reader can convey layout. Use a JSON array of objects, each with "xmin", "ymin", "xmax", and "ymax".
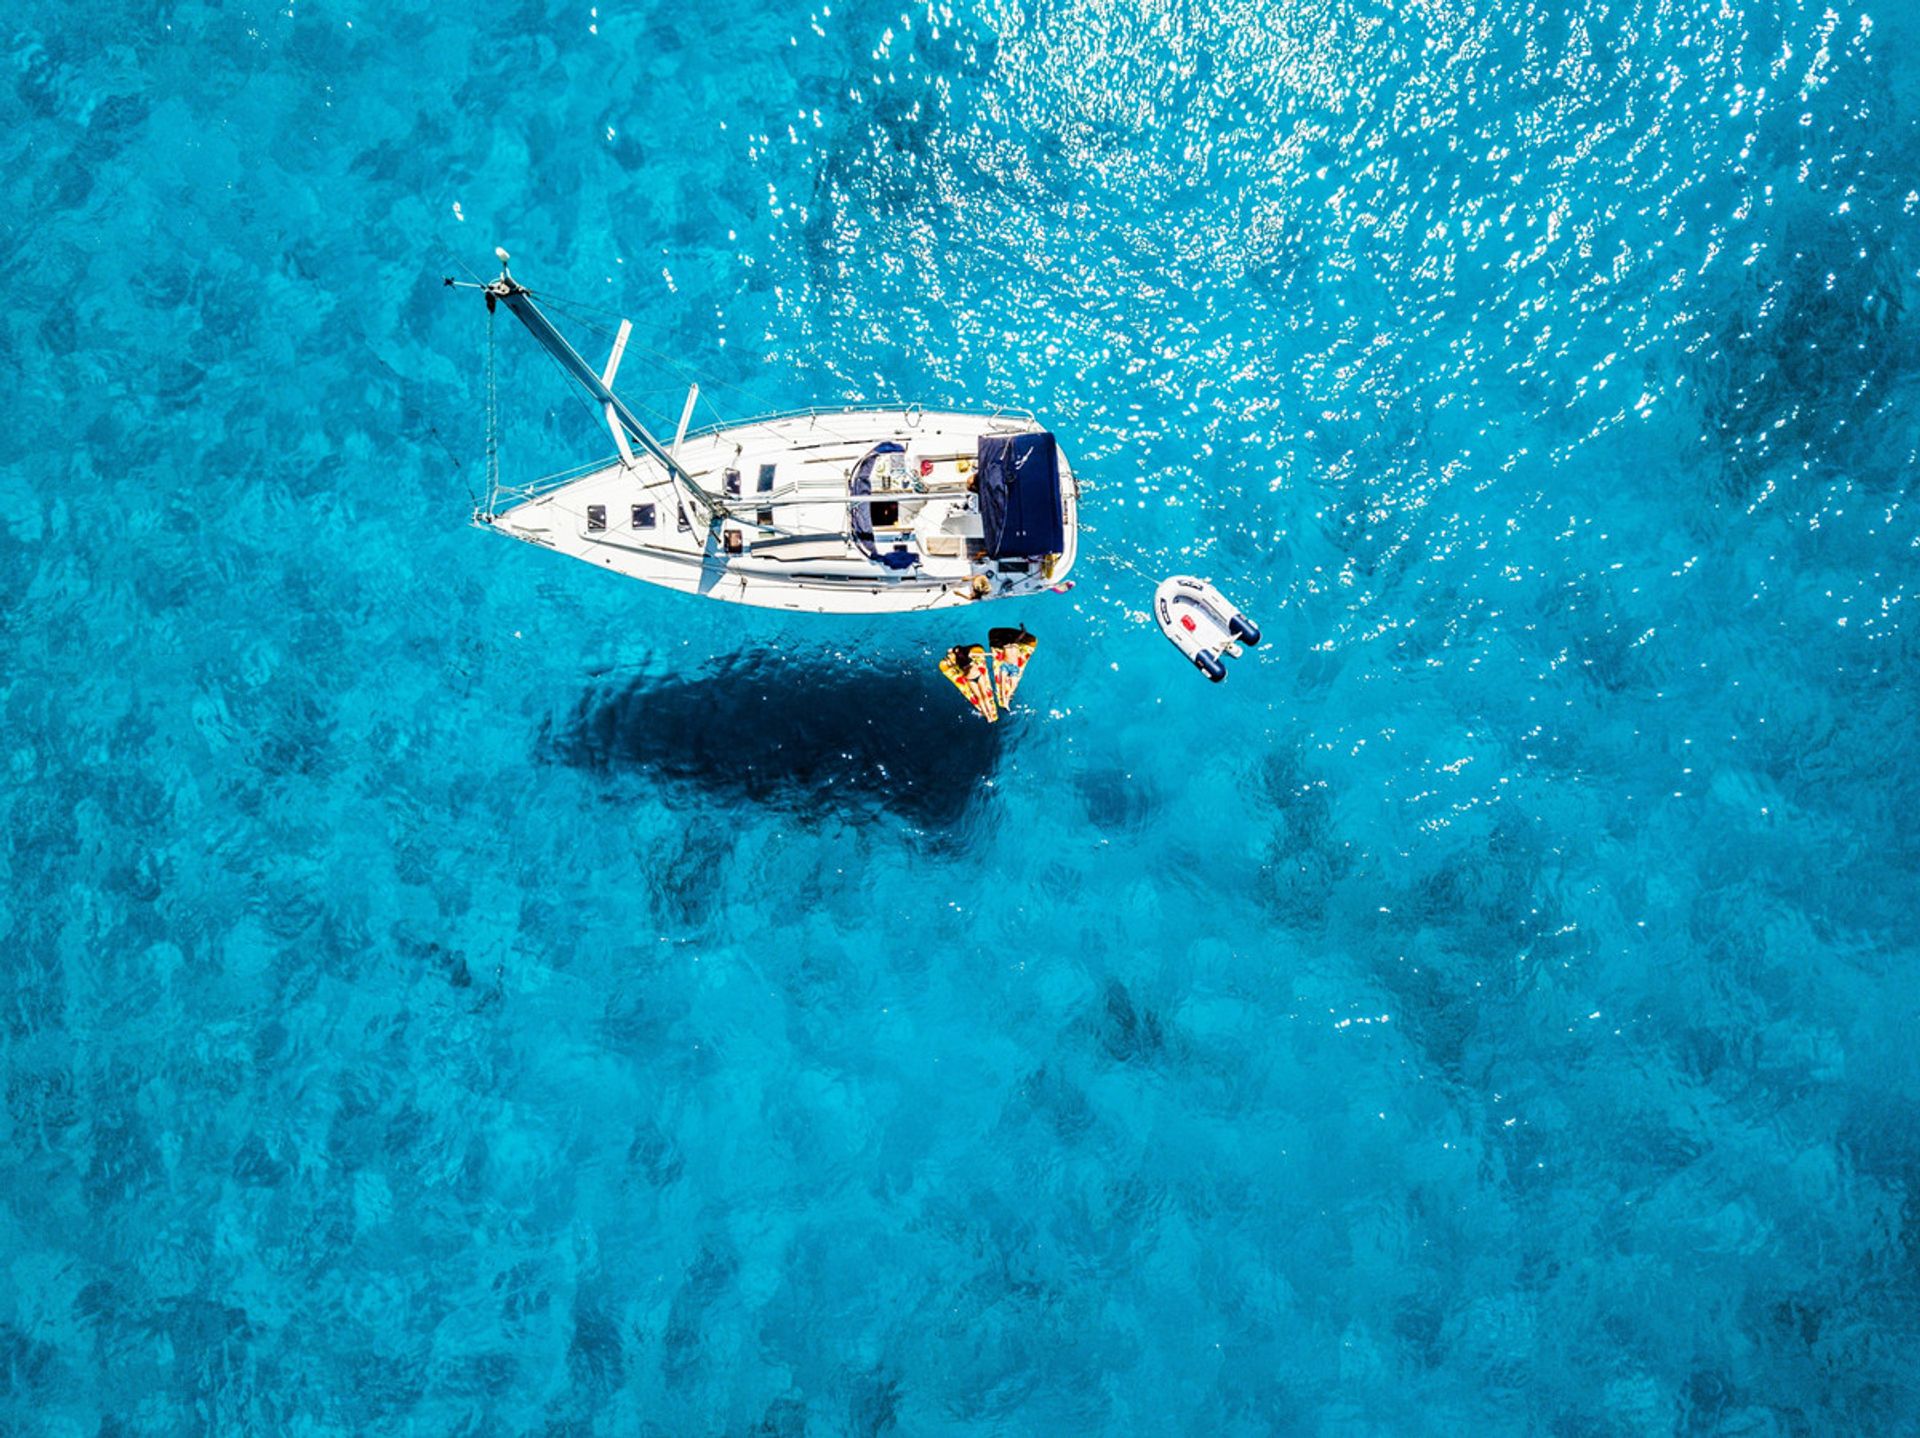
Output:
[
  {"xmin": 430, "ymin": 241, "xmax": 490, "ymax": 289},
  {"xmin": 528, "ymin": 336, "xmax": 633, "ymax": 457},
  {"xmin": 485, "ymin": 302, "xmax": 499, "ymax": 512},
  {"xmin": 518, "ymin": 288, "xmax": 770, "ymax": 409},
  {"xmin": 363, "ymin": 350, "xmax": 476, "ymax": 495},
  {"xmin": 514, "ymin": 286, "xmax": 811, "ymax": 418},
  {"xmin": 679, "ymin": 366, "xmax": 897, "ymax": 448},
  {"xmin": 518, "ymin": 286, "xmax": 631, "ymax": 323},
  {"xmin": 622, "ymin": 338, "xmax": 783, "ymax": 410},
  {"xmin": 520, "ymin": 290, "xmax": 883, "ymax": 450},
  {"xmin": 520, "ymin": 291, "xmax": 743, "ymax": 427},
  {"xmin": 435, "ymin": 244, "xmax": 480, "ymax": 282},
  {"xmin": 521, "ymin": 287, "xmax": 867, "ymax": 424},
  {"xmin": 520, "ymin": 340, "xmax": 737, "ymax": 524},
  {"xmin": 424, "ymin": 419, "xmax": 479, "ymax": 511},
  {"xmin": 663, "ymin": 362, "xmax": 873, "ymax": 447},
  {"xmin": 529, "ymin": 292, "xmax": 623, "ymax": 340},
  {"xmin": 1089, "ymin": 546, "xmax": 1158, "ymax": 588}
]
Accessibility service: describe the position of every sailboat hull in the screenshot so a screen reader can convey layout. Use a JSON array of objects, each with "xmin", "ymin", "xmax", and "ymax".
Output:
[{"xmin": 481, "ymin": 407, "xmax": 1079, "ymax": 615}]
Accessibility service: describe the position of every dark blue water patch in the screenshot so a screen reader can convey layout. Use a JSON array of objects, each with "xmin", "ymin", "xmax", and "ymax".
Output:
[
  {"xmin": 0, "ymin": 1321, "xmax": 66, "ymax": 1406},
  {"xmin": 567, "ymin": 1288, "xmax": 627, "ymax": 1397},
  {"xmin": 544, "ymin": 650, "xmax": 1003, "ymax": 828},
  {"xmin": 1070, "ymin": 765, "xmax": 1161, "ymax": 834},
  {"xmin": 619, "ymin": 821, "xmax": 741, "ymax": 932},
  {"xmin": 1252, "ymin": 749, "xmax": 1346, "ymax": 932},
  {"xmin": 663, "ymin": 1243, "xmax": 738, "ymax": 1387},
  {"xmin": 597, "ymin": 964, "xmax": 692, "ymax": 1056},
  {"xmin": 1683, "ymin": 55, "xmax": 1920, "ymax": 493},
  {"xmin": 755, "ymin": 1393, "xmax": 811, "ymax": 1437},
  {"xmin": 230, "ymin": 1132, "xmax": 291, "ymax": 1189},
  {"xmin": 1086, "ymin": 978, "xmax": 1165, "ymax": 1067},
  {"xmin": 1405, "ymin": 821, "xmax": 1545, "ymax": 962},
  {"xmin": 625, "ymin": 1121, "xmax": 684, "ymax": 1190},
  {"xmin": 82, "ymin": 1063, "xmax": 161, "ymax": 1210},
  {"xmin": 806, "ymin": 7, "xmax": 999, "ymax": 224},
  {"xmin": 492, "ymin": 1257, "xmax": 553, "ymax": 1336},
  {"xmin": 6, "ymin": 1066, "xmax": 80, "ymax": 1143},
  {"xmin": 843, "ymin": 1365, "xmax": 903, "ymax": 1437},
  {"xmin": 1524, "ymin": 571, "xmax": 1659, "ymax": 698},
  {"xmin": 1694, "ymin": 226, "xmax": 1913, "ymax": 488}
]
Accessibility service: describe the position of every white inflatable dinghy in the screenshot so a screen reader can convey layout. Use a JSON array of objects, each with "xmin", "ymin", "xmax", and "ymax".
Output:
[{"xmin": 1155, "ymin": 575, "xmax": 1261, "ymax": 682}]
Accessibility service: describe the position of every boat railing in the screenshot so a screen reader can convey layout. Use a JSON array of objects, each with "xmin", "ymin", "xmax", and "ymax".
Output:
[
  {"xmin": 482, "ymin": 454, "xmax": 621, "ymax": 513},
  {"xmin": 682, "ymin": 399, "xmax": 1040, "ymax": 441}
]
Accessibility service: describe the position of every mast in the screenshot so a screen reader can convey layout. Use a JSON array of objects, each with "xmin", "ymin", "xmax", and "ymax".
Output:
[{"xmin": 460, "ymin": 251, "xmax": 726, "ymax": 525}]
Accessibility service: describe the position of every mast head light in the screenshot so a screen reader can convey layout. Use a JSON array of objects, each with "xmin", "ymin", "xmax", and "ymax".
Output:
[{"xmin": 495, "ymin": 246, "xmax": 512, "ymax": 273}]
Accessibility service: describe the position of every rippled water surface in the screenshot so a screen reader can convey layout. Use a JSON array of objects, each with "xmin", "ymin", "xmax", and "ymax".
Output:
[{"xmin": 5, "ymin": 0, "xmax": 1920, "ymax": 1432}]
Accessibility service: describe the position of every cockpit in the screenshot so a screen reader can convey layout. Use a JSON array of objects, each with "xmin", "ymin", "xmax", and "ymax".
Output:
[{"xmin": 848, "ymin": 442, "xmax": 921, "ymax": 567}]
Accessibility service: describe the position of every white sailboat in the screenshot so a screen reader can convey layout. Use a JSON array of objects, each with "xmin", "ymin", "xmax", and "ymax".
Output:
[{"xmin": 450, "ymin": 252, "xmax": 1079, "ymax": 615}]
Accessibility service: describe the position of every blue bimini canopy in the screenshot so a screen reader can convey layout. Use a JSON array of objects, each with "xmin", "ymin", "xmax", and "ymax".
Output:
[
  {"xmin": 976, "ymin": 431, "xmax": 1065, "ymax": 559},
  {"xmin": 848, "ymin": 442, "xmax": 904, "ymax": 559}
]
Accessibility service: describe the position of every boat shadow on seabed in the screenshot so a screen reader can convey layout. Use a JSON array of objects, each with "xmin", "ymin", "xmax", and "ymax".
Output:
[{"xmin": 542, "ymin": 650, "xmax": 1003, "ymax": 829}]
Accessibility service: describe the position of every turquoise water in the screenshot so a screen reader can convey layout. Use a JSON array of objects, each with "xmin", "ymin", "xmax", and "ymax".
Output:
[{"xmin": 5, "ymin": 0, "xmax": 1920, "ymax": 1431}]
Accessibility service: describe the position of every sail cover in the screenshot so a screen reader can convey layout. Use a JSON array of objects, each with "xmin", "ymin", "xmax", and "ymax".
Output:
[{"xmin": 977, "ymin": 432, "xmax": 1064, "ymax": 559}]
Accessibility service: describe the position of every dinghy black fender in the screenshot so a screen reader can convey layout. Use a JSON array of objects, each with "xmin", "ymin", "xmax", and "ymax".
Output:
[
  {"xmin": 1195, "ymin": 651, "xmax": 1229, "ymax": 683},
  {"xmin": 1229, "ymin": 614, "xmax": 1261, "ymax": 647}
]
